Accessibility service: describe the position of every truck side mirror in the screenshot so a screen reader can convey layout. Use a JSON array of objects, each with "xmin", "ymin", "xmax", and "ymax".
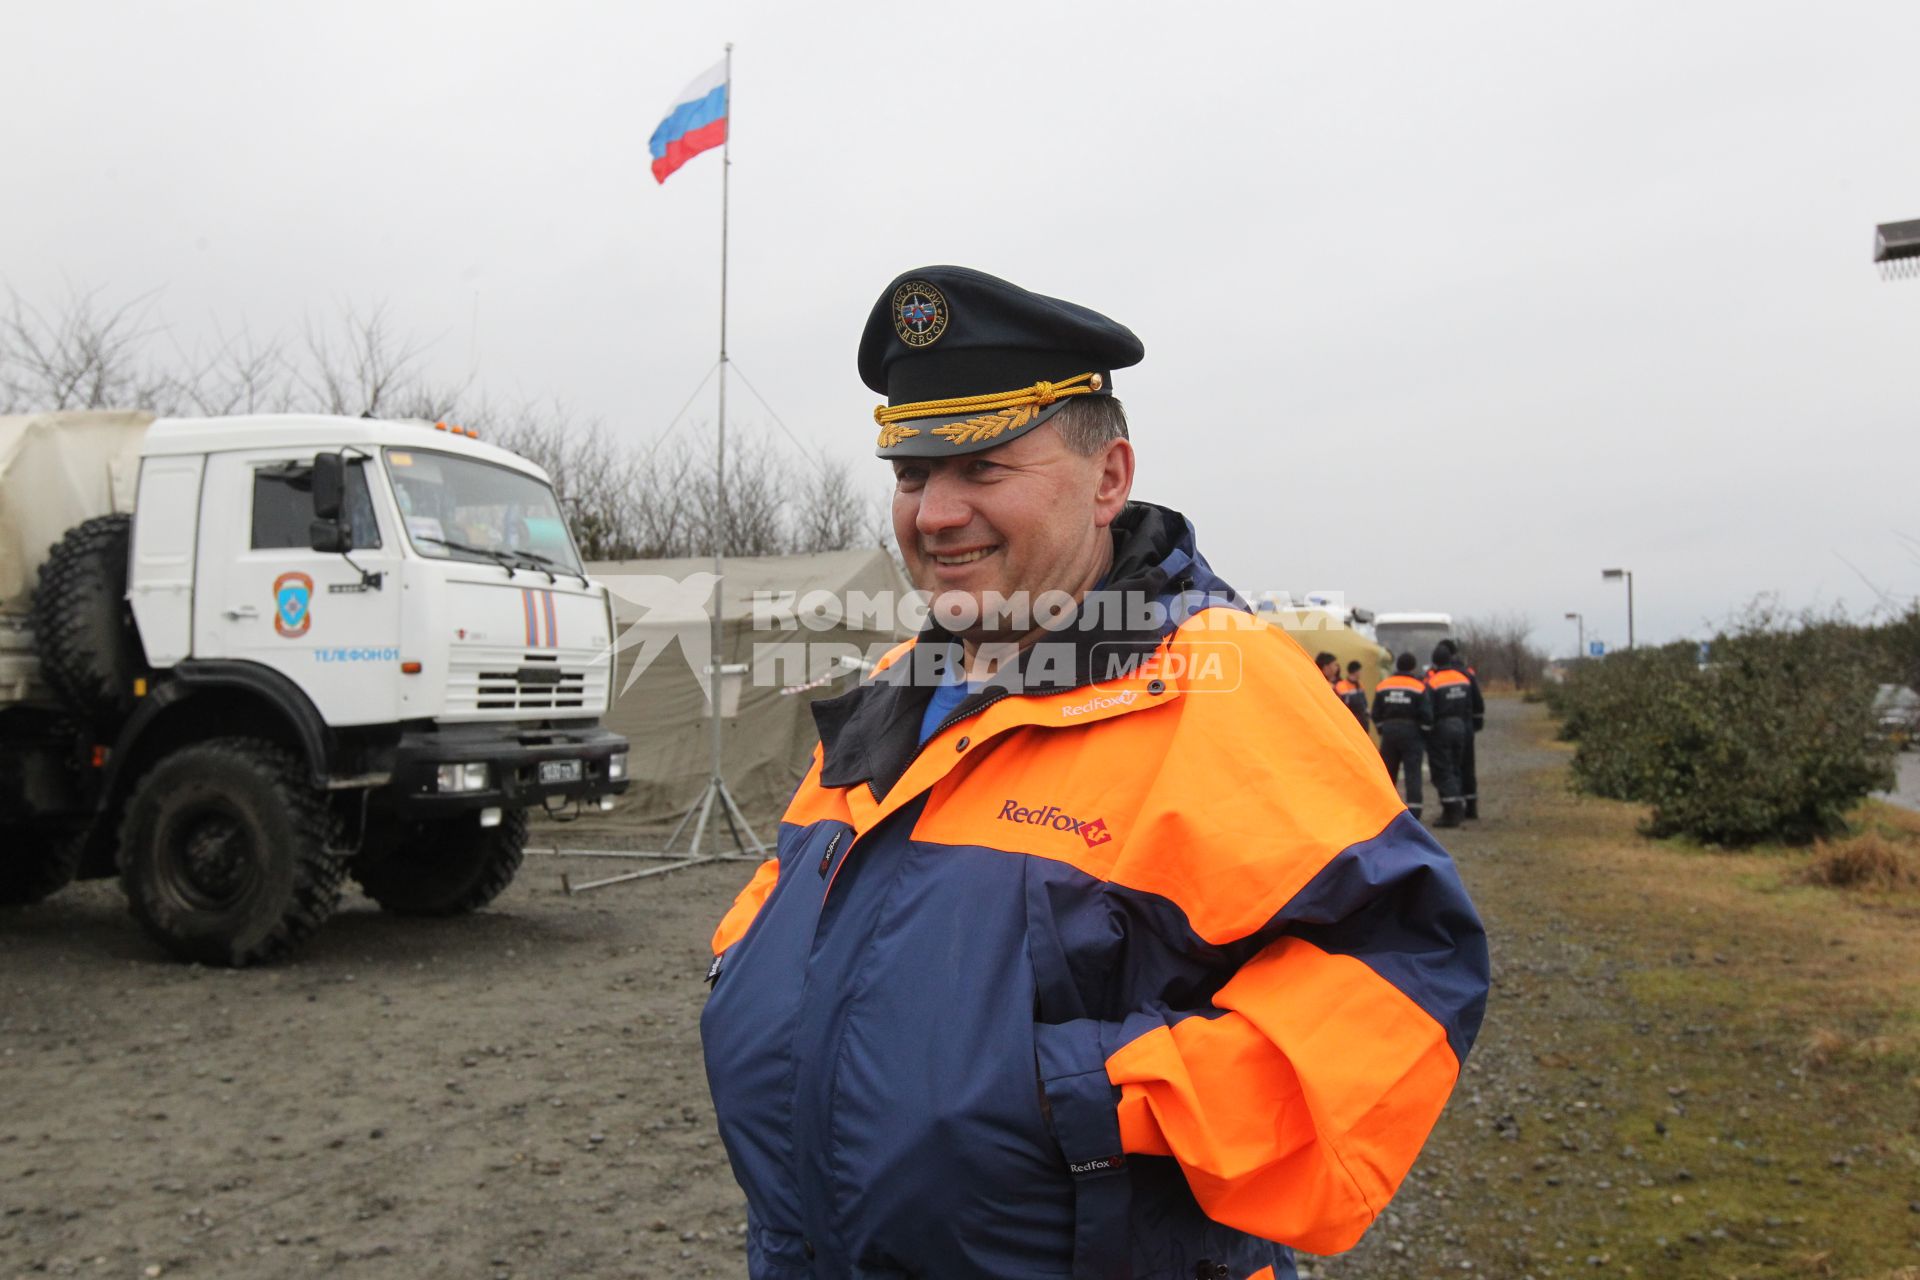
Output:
[
  {"xmin": 311, "ymin": 452, "xmax": 345, "ymax": 520},
  {"xmin": 309, "ymin": 518, "xmax": 352, "ymax": 554}
]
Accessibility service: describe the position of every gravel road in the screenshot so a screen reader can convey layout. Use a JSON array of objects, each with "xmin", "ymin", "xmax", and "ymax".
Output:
[
  {"xmin": 1877, "ymin": 750, "xmax": 1920, "ymax": 813},
  {"xmin": 1300, "ymin": 696, "xmax": 1573, "ymax": 1279}
]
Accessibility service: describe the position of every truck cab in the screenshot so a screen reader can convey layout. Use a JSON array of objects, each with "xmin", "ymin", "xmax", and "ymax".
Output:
[{"xmin": 2, "ymin": 412, "xmax": 629, "ymax": 964}]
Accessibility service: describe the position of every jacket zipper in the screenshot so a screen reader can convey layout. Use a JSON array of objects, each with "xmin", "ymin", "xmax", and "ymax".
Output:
[{"xmin": 826, "ymin": 689, "xmax": 1022, "ymax": 903}]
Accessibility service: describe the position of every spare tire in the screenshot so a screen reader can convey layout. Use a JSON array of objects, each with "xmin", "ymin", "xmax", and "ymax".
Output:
[{"xmin": 30, "ymin": 514, "xmax": 143, "ymax": 725}]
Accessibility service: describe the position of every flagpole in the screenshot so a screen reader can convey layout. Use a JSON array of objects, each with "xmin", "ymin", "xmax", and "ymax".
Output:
[
  {"xmin": 708, "ymin": 40, "xmax": 730, "ymax": 799},
  {"xmin": 563, "ymin": 45, "xmax": 763, "ymax": 893}
]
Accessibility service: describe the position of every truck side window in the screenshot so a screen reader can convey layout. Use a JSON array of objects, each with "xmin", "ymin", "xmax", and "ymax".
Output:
[{"xmin": 251, "ymin": 461, "xmax": 382, "ymax": 550}]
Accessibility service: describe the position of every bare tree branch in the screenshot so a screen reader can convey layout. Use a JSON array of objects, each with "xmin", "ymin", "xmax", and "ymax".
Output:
[{"xmin": 0, "ymin": 289, "xmax": 880, "ymax": 560}]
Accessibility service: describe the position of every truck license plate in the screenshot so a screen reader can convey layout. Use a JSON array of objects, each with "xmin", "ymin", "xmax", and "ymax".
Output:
[{"xmin": 539, "ymin": 759, "xmax": 583, "ymax": 785}]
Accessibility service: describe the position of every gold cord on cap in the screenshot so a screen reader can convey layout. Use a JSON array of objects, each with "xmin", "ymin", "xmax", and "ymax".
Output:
[{"xmin": 872, "ymin": 372, "xmax": 1101, "ymax": 448}]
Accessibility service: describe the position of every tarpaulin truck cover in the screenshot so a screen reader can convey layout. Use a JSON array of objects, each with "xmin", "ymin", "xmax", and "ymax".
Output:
[{"xmin": 0, "ymin": 411, "xmax": 153, "ymax": 619}]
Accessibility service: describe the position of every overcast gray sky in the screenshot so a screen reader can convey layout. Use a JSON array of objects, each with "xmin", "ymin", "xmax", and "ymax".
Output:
[{"xmin": 9, "ymin": 1, "xmax": 1920, "ymax": 654}]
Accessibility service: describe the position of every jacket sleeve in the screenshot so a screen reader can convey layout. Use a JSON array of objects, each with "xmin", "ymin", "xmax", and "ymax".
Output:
[
  {"xmin": 1468, "ymin": 672, "xmax": 1486, "ymax": 731},
  {"xmin": 1417, "ymin": 686, "xmax": 1434, "ymax": 732},
  {"xmin": 1032, "ymin": 640, "xmax": 1488, "ymax": 1256}
]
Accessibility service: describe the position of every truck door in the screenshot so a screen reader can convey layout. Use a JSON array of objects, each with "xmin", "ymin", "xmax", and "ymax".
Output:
[{"xmin": 192, "ymin": 450, "xmax": 404, "ymax": 727}]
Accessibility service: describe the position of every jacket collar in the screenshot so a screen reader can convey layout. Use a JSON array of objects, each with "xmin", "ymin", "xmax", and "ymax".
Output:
[{"xmin": 812, "ymin": 502, "xmax": 1243, "ymax": 798}]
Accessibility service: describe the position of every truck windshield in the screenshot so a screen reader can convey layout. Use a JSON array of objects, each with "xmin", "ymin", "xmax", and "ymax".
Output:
[{"xmin": 383, "ymin": 448, "xmax": 582, "ymax": 574}]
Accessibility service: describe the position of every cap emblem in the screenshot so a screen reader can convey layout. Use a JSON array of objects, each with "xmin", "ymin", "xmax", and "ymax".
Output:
[{"xmin": 892, "ymin": 280, "xmax": 949, "ymax": 348}]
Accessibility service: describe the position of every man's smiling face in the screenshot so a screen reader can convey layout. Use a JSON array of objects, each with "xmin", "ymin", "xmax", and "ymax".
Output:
[{"xmin": 890, "ymin": 422, "xmax": 1133, "ymax": 648}]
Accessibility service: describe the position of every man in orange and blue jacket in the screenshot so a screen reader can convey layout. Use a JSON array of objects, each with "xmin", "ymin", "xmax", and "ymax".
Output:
[
  {"xmin": 700, "ymin": 266, "xmax": 1489, "ymax": 1280},
  {"xmin": 1328, "ymin": 657, "xmax": 1371, "ymax": 732}
]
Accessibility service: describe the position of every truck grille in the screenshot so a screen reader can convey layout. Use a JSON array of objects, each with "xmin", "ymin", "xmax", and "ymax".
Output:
[{"xmin": 447, "ymin": 652, "xmax": 607, "ymax": 718}]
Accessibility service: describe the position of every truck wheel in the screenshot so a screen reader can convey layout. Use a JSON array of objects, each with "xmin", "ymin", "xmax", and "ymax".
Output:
[
  {"xmin": 30, "ymin": 513, "xmax": 143, "ymax": 725},
  {"xmin": 117, "ymin": 738, "xmax": 344, "ymax": 965},
  {"xmin": 0, "ymin": 824, "xmax": 84, "ymax": 906},
  {"xmin": 351, "ymin": 809, "xmax": 528, "ymax": 917}
]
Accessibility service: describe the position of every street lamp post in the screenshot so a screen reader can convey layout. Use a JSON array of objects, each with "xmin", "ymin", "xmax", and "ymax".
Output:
[
  {"xmin": 1601, "ymin": 569, "xmax": 1634, "ymax": 649},
  {"xmin": 1564, "ymin": 611, "xmax": 1584, "ymax": 658}
]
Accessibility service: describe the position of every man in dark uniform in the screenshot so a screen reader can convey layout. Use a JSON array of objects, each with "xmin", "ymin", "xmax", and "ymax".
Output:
[
  {"xmin": 1372, "ymin": 652, "xmax": 1432, "ymax": 820},
  {"xmin": 1321, "ymin": 652, "xmax": 1370, "ymax": 730},
  {"xmin": 1454, "ymin": 650, "xmax": 1483, "ymax": 820},
  {"xmin": 1342, "ymin": 660, "xmax": 1373, "ymax": 732},
  {"xmin": 1424, "ymin": 640, "xmax": 1484, "ymax": 828}
]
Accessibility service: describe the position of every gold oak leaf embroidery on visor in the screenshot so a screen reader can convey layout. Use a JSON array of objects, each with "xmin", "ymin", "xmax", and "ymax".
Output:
[
  {"xmin": 932, "ymin": 403, "xmax": 1035, "ymax": 446},
  {"xmin": 872, "ymin": 372, "xmax": 1104, "ymax": 449}
]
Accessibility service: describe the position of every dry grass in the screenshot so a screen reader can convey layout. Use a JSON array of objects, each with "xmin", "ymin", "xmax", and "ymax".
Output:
[
  {"xmin": 1425, "ymin": 708, "xmax": 1920, "ymax": 1279},
  {"xmin": 1322, "ymin": 705, "xmax": 1920, "ymax": 1280},
  {"xmin": 1797, "ymin": 831, "xmax": 1920, "ymax": 891},
  {"xmin": 1800, "ymin": 1026, "xmax": 1904, "ymax": 1070}
]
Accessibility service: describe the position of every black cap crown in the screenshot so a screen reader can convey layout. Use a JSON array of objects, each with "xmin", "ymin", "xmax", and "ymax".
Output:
[{"xmin": 860, "ymin": 266, "xmax": 1144, "ymax": 458}]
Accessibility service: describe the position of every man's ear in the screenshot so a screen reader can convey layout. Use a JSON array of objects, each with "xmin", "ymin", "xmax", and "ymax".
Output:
[{"xmin": 1091, "ymin": 439, "xmax": 1135, "ymax": 528}]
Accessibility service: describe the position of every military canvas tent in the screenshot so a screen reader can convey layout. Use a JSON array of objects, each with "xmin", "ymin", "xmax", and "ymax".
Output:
[{"xmin": 586, "ymin": 547, "xmax": 911, "ymax": 822}]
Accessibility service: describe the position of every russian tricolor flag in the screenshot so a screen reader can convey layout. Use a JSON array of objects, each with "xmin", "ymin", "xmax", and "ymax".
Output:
[{"xmin": 650, "ymin": 60, "xmax": 728, "ymax": 184}]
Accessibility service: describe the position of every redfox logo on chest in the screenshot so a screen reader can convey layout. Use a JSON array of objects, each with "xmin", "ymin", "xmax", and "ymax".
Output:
[{"xmin": 996, "ymin": 800, "xmax": 1113, "ymax": 848}]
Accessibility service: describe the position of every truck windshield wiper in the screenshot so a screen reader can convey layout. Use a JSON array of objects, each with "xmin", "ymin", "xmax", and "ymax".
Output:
[
  {"xmin": 506, "ymin": 548, "xmax": 588, "ymax": 588},
  {"xmin": 416, "ymin": 535, "xmax": 522, "ymax": 578}
]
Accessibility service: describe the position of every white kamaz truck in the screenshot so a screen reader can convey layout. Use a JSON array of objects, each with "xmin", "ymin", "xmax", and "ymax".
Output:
[{"xmin": 0, "ymin": 411, "xmax": 628, "ymax": 964}]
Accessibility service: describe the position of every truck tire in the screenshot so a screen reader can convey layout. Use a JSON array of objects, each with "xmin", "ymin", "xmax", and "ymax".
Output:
[
  {"xmin": 117, "ymin": 738, "xmax": 345, "ymax": 965},
  {"xmin": 351, "ymin": 809, "xmax": 528, "ymax": 917},
  {"xmin": 0, "ymin": 824, "xmax": 84, "ymax": 906},
  {"xmin": 31, "ymin": 513, "xmax": 141, "ymax": 724}
]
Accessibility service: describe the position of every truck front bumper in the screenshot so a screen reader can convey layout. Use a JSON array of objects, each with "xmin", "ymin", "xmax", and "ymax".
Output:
[{"xmin": 384, "ymin": 722, "xmax": 630, "ymax": 818}]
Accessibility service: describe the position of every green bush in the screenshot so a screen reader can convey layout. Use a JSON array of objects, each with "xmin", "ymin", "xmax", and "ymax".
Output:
[
  {"xmin": 1556, "ymin": 644, "xmax": 1702, "ymax": 799},
  {"xmin": 1547, "ymin": 610, "xmax": 1896, "ymax": 846}
]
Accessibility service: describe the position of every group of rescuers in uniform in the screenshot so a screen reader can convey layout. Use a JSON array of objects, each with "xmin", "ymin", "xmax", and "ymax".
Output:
[
  {"xmin": 699, "ymin": 264, "xmax": 1488, "ymax": 1280},
  {"xmin": 1321, "ymin": 641, "xmax": 1485, "ymax": 829}
]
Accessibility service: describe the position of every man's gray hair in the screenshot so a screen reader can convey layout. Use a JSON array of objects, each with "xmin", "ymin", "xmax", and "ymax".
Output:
[{"xmin": 1052, "ymin": 396, "xmax": 1129, "ymax": 456}]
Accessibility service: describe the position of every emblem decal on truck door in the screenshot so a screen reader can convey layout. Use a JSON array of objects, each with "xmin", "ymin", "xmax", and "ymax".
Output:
[{"xmin": 273, "ymin": 571, "xmax": 314, "ymax": 638}]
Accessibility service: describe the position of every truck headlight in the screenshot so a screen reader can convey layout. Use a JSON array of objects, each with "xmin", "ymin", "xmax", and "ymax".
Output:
[
  {"xmin": 608, "ymin": 751, "xmax": 628, "ymax": 781},
  {"xmin": 435, "ymin": 762, "xmax": 490, "ymax": 792}
]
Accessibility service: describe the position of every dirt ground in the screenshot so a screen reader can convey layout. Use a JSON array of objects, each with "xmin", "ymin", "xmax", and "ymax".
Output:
[
  {"xmin": 2, "ymin": 818, "xmax": 760, "ymax": 1279},
  {"xmin": 6, "ymin": 699, "xmax": 1918, "ymax": 1279}
]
